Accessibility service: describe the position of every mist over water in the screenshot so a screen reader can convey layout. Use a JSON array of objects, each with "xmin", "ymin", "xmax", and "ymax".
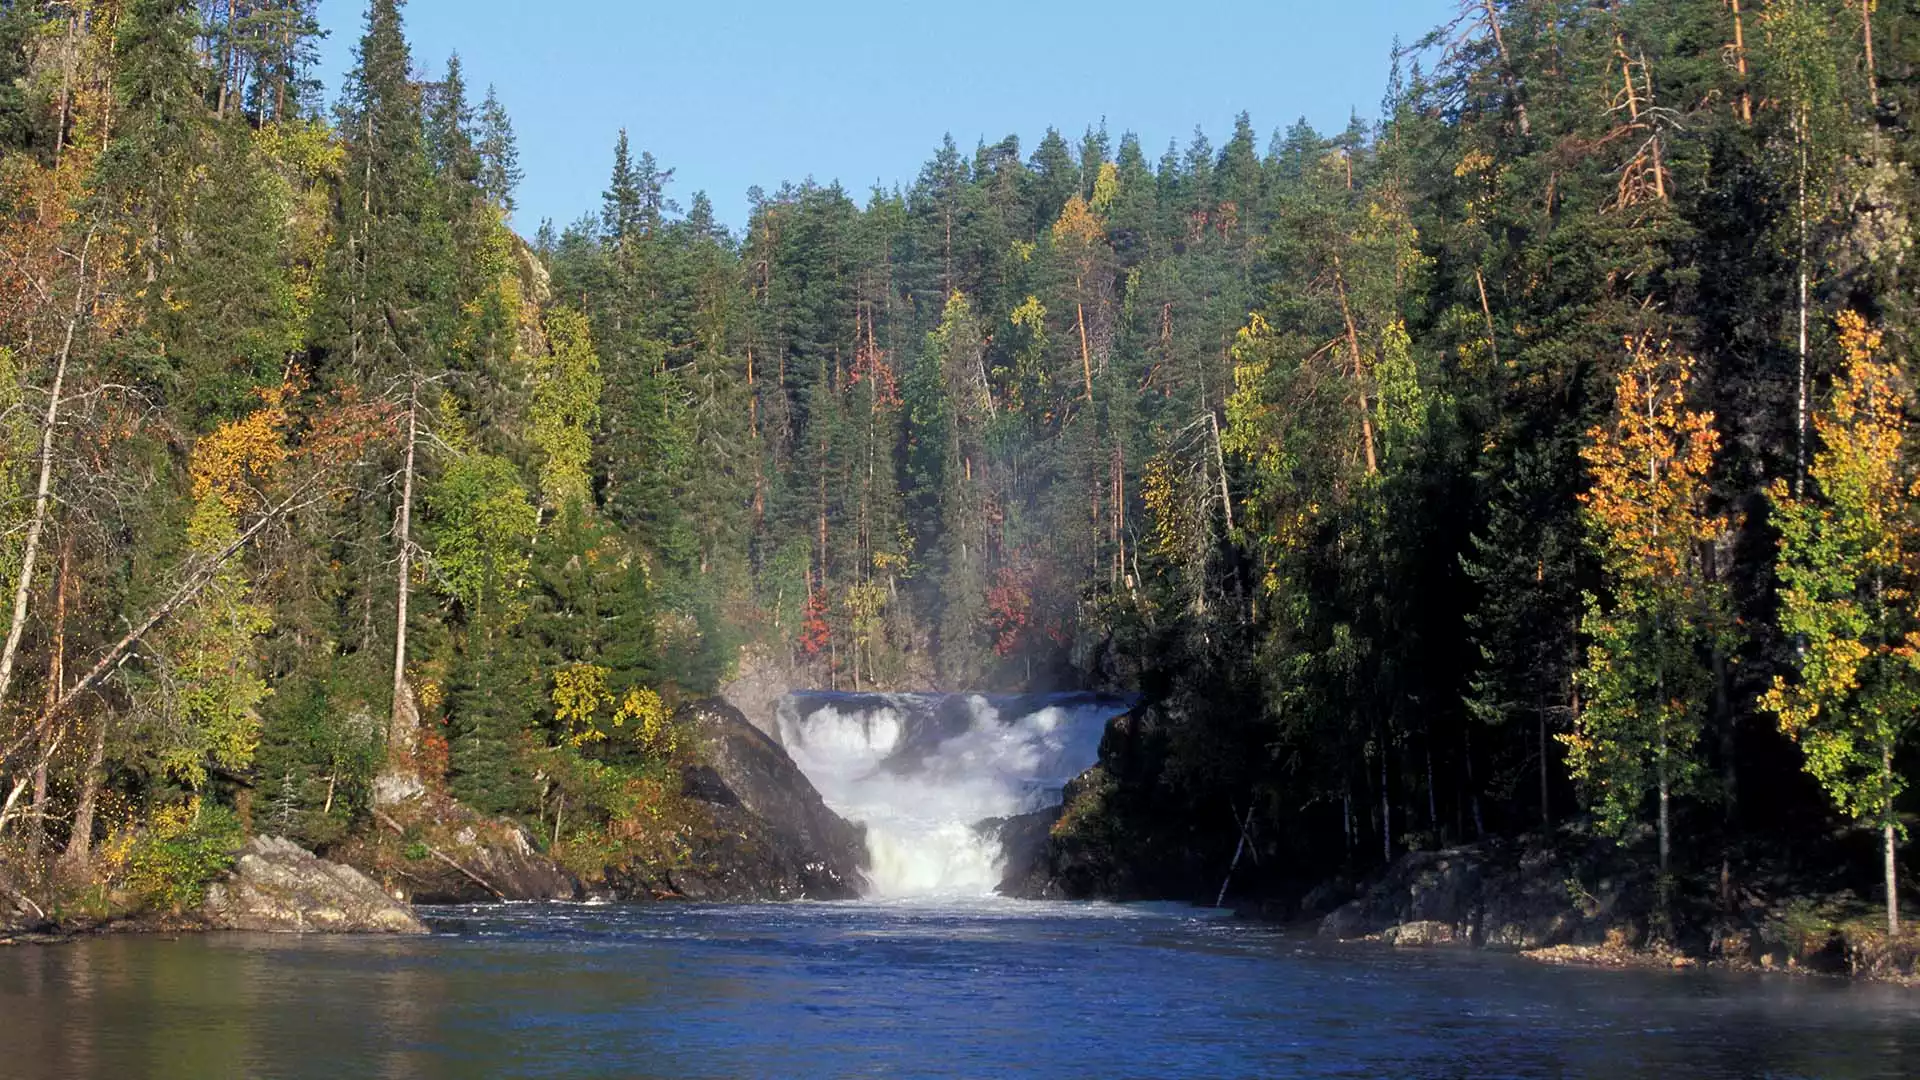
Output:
[{"xmin": 774, "ymin": 692, "xmax": 1127, "ymax": 897}]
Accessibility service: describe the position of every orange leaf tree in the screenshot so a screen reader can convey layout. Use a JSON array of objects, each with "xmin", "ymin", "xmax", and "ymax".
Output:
[{"xmin": 1565, "ymin": 336, "xmax": 1733, "ymax": 880}]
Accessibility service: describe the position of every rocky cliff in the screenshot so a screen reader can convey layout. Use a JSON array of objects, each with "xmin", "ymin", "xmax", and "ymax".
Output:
[{"xmin": 666, "ymin": 700, "xmax": 867, "ymax": 900}]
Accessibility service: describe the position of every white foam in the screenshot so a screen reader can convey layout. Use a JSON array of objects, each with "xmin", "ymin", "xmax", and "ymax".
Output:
[{"xmin": 778, "ymin": 695, "xmax": 1115, "ymax": 899}]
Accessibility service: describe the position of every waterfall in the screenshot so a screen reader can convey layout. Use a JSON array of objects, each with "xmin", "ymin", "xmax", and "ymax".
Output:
[{"xmin": 774, "ymin": 692, "xmax": 1130, "ymax": 898}]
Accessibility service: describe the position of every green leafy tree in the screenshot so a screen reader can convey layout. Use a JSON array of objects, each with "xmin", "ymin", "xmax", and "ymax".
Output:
[
  {"xmin": 531, "ymin": 307, "xmax": 603, "ymax": 511},
  {"xmin": 1761, "ymin": 313, "xmax": 1918, "ymax": 936}
]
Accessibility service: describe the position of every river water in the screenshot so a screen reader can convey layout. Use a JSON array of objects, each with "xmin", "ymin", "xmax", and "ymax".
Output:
[{"xmin": 4, "ymin": 899, "xmax": 1918, "ymax": 1079}]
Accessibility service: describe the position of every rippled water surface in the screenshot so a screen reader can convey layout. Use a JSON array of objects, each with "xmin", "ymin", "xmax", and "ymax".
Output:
[{"xmin": 4, "ymin": 899, "xmax": 1919, "ymax": 1078}]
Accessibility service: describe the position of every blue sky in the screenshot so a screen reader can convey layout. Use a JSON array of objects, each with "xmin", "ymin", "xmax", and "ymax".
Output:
[{"xmin": 314, "ymin": 1, "xmax": 1454, "ymax": 235}]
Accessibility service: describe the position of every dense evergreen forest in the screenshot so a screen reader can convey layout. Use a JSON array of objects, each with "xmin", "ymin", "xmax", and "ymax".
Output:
[{"xmin": 6, "ymin": 0, "xmax": 1920, "ymax": 939}]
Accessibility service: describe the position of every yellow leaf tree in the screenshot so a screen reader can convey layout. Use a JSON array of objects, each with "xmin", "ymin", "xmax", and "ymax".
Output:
[
  {"xmin": 140, "ymin": 384, "xmax": 292, "ymax": 791},
  {"xmin": 1761, "ymin": 313, "xmax": 1918, "ymax": 936}
]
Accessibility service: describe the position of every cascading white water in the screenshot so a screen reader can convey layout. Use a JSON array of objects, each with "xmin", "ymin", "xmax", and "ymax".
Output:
[{"xmin": 775, "ymin": 693, "xmax": 1124, "ymax": 898}]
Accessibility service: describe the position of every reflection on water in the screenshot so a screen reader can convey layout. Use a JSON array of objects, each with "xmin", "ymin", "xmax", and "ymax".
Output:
[{"xmin": 3, "ymin": 900, "xmax": 1919, "ymax": 1079}]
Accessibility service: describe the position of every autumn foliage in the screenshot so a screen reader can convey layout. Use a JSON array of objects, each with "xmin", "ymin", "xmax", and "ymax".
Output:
[
  {"xmin": 1565, "ymin": 337, "xmax": 1731, "ymax": 873},
  {"xmin": 1762, "ymin": 313, "xmax": 1920, "ymax": 933}
]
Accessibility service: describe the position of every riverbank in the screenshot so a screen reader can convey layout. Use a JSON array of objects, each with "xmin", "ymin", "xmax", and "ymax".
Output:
[
  {"xmin": 1258, "ymin": 833, "xmax": 1920, "ymax": 985},
  {"xmin": 2, "ymin": 699, "xmax": 867, "ymax": 940},
  {"xmin": 990, "ymin": 701, "xmax": 1920, "ymax": 986}
]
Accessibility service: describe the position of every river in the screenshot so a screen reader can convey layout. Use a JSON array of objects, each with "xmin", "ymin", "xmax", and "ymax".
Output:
[{"xmin": 3, "ymin": 899, "xmax": 1918, "ymax": 1078}]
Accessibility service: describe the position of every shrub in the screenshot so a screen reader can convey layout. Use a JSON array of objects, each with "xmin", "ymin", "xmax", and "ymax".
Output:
[{"xmin": 127, "ymin": 800, "xmax": 245, "ymax": 913}]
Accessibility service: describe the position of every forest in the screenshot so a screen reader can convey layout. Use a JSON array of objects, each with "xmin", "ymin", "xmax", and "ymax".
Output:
[{"xmin": 2, "ymin": 0, "xmax": 1919, "ymax": 941}]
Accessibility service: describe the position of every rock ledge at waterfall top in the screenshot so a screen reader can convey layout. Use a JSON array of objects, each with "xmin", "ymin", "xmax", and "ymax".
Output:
[{"xmin": 204, "ymin": 836, "xmax": 427, "ymax": 934}]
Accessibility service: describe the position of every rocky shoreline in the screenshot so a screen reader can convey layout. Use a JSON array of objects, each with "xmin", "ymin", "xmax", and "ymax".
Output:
[
  {"xmin": 1269, "ymin": 838, "xmax": 1920, "ymax": 985},
  {"xmin": 3, "ymin": 834, "xmax": 425, "ymax": 943},
  {"xmin": 11, "ymin": 692, "xmax": 1916, "ymax": 992},
  {"xmin": 3, "ymin": 699, "xmax": 868, "ymax": 943},
  {"xmin": 987, "ymin": 755, "xmax": 1920, "ymax": 986}
]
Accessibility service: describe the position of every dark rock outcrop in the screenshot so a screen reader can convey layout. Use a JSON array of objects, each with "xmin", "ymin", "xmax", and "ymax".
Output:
[
  {"xmin": 1318, "ymin": 840, "xmax": 1634, "ymax": 950},
  {"xmin": 0, "ymin": 864, "xmax": 48, "ymax": 935},
  {"xmin": 983, "ymin": 806, "xmax": 1066, "ymax": 899},
  {"xmin": 427, "ymin": 818, "xmax": 580, "ymax": 903},
  {"xmin": 992, "ymin": 765, "xmax": 1143, "ymax": 900},
  {"xmin": 676, "ymin": 700, "xmax": 867, "ymax": 899},
  {"xmin": 204, "ymin": 836, "xmax": 427, "ymax": 934}
]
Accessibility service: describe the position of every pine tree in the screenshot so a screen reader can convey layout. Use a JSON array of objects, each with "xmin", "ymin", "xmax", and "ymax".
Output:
[
  {"xmin": 477, "ymin": 85, "xmax": 522, "ymax": 213},
  {"xmin": 319, "ymin": 0, "xmax": 453, "ymax": 778}
]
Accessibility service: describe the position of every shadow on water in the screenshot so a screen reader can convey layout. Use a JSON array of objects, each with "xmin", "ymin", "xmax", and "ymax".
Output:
[{"xmin": 5, "ymin": 901, "xmax": 1920, "ymax": 1079}]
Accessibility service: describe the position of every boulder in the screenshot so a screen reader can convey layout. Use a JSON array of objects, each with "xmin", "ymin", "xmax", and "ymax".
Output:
[
  {"xmin": 1385, "ymin": 920, "xmax": 1461, "ymax": 947},
  {"xmin": 598, "ymin": 762, "xmax": 846, "ymax": 901},
  {"xmin": 653, "ymin": 792, "xmax": 833, "ymax": 902},
  {"xmin": 205, "ymin": 836, "xmax": 427, "ymax": 934},
  {"xmin": 1296, "ymin": 879, "xmax": 1357, "ymax": 919},
  {"xmin": 440, "ymin": 820, "xmax": 579, "ymax": 902},
  {"xmin": 682, "ymin": 700, "xmax": 868, "ymax": 899},
  {"xmin": 371, "ymin": 769, "xmax": 426, "ymax": 808},
  {"xmin": 0, "ymin": 864, "xmax": 49, "ymax": 935},
  {"xmin": 1320, "ymin": 900, "xmax": 1372, "ymax": 941}
]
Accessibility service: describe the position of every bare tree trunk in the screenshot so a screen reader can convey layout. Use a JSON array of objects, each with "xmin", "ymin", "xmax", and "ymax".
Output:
[
  {"xmin": 25, "ymin": 537, "xmax": 71, "ymax": 862},
  {"xmin": 1380, "ymin": 740, "xmax": 1392, "ymax": 862},
  {"xmin": 52, "ymin": 11, "xmax": 77, "ymax": 165},
  {"xmin": 1110, "ymin": 443, "xmax": 1126, "ymax": 586},
  {"xmin": 388, "ymin": 381, "xmax": 420, "ymax": 764},
  {"xmin": 1475, "ymin": 268, "xmax": 1500, "ymax": 367},
  {"xmin": 746, "ymin": 345, "xmax": 758, "ymax": 436},
  {"xmin": 1539, "ymin": 703, "xmax": 1551, "ymax": 831},
  {"xmin": 25, "ymin": 742, "xmax": 49, "ymax": 860},
  {"xmin": 1657, "ymin": 733, "xmax": 1671, "ymax": 877},
  {"xmin": 0, "ymin": 231, "xmax": 93, "ymax": 714},
  {"xmin": 1480, "ymin": 0, "xmax": 1531, "ymax": 136},
  {"xmin": 1887, "ymin": 740, "xmax": 1901, "ymax": 936},
  {"xmin": 61, "ymin": 712, "xmax": 107, "ymax": 866},
  {"xmin": 215, "ymin": 0, "xmax": 236, "ymax": 118},
  {"xmin": 1215, "ymin": 804, "xmax": 1255, "ymax": 908},
  {"xmin": 1863, "ymin": 0, "xmax": 1880, "ymax": 112},
  {"xmin": 1425, "ymin": 730, "xmax": 1438, "ymax": 832},
  {"xmin": 1332, "ymin": 258, "xmax": 1379, "ymax": 475},
  {"xmin": 1207, "ymin": 413, "xmax": 1233, "ymax": 532},
  {"xmin": 1342, "ymin": 786, "xmax": 1353, "ymax": 855},
  {"xmin": 1076, "ymin": 296, "xmax": 1093, "ymax": 401},
  {"xmin": 7, "ymin": 486, "xmax": 327, "ymax": 773},
  {"xmin": 1730, "ymin": 0, "xmax": 1753, "ymax": 124},
  {"xmin": 1796, "ymin": 136, "xmax": 1810, "ymax": 497},
  {"xmin": 6, "ymin": 486, "xmax": 332, "ymax": 866},
  {"xmin": 1464, "ymin": 728, "xmax": 1485, "ymax": 839}
]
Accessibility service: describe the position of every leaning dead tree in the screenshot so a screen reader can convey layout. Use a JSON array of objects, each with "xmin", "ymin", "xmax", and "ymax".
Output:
[
  {"xmin": 0, "ymin": 481, "xmax": 335, "ymax": 779},
  {"xmin": 0, "ymin": 229, "xmax": 95, "ymax": 717}
]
